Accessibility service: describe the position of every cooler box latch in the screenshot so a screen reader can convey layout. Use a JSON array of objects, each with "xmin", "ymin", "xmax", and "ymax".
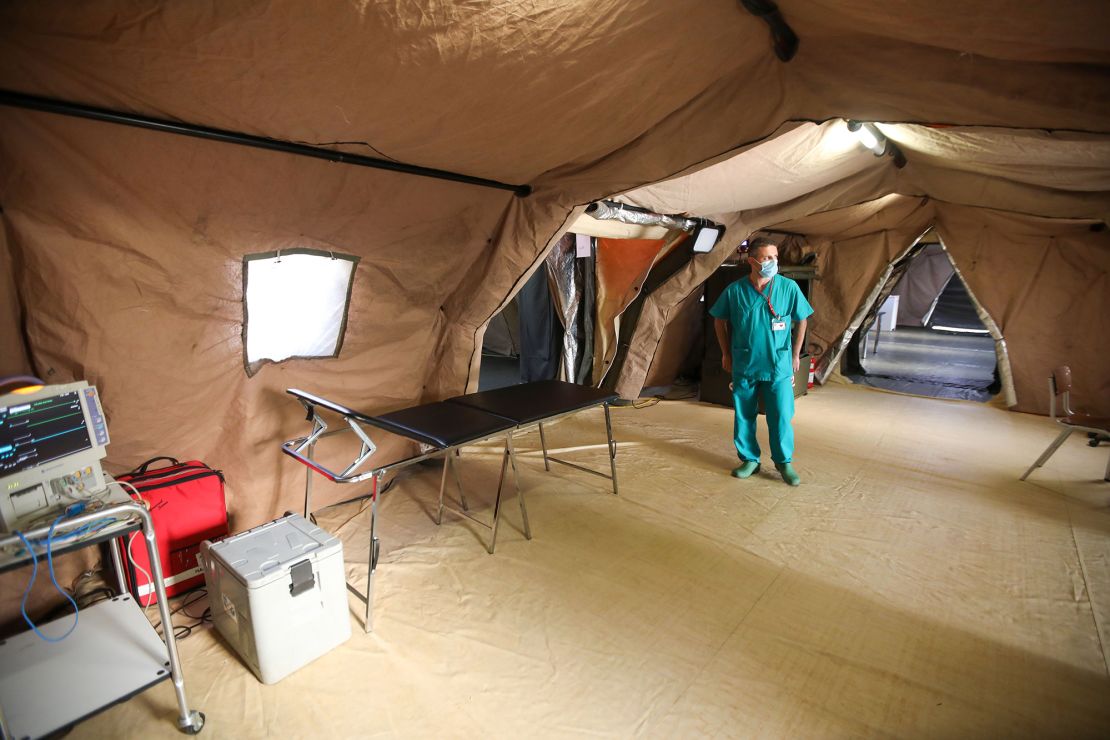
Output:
[{"xmin": 289, "ymin": 559, "xmax": 315, "ymax": 597}]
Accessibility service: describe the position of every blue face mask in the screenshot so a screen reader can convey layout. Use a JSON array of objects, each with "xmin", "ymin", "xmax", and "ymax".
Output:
[{"xmin": 758, "ymin": 258, "xmax": 778, "ymax": 279}]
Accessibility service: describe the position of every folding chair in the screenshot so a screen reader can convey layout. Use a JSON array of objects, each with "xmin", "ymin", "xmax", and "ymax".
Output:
[{"xmin": 1020, "ymin": 365, "xmax": 1110, "ymax": 482}]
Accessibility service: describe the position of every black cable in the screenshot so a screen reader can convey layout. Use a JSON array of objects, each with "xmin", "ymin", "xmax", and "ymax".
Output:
[{"xmin": 151, "ymin": 586, "xmax": 212, "ymax": 641}]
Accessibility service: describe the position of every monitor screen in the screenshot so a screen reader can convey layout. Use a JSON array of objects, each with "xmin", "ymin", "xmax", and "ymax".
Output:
[{"xmin": 0, "ymin": 390, "xmax": 92, "ymax": 477}]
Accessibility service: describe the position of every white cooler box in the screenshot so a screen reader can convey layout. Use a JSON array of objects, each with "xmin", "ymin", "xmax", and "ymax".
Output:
[{"xmin": 200, "ymin": 514, "xmax": 350, "ymax": 684}]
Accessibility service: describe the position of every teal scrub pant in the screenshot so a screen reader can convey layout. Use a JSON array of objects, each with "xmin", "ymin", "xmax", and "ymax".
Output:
[{"xmin": 731, "ymin": 376, "xmax": 795, "ymax": 464}]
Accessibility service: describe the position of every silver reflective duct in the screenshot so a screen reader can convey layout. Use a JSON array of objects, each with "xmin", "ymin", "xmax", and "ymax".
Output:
[
  {"xmin": 585, "ymin": 200, "xmax": 699, "ymax": 233},
  {"xmin": 545, "ymin": 234, "xmax": 582, "ymax": 381}
]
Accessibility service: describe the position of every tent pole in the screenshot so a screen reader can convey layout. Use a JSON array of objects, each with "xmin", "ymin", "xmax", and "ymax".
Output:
[{"xmin": 0, "ymin": 88, "xmax": 532, "ymax": 197}]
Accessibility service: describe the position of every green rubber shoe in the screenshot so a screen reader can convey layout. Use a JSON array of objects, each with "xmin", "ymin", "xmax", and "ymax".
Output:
[
  {"xmin": 731, "ymin": 461, "xmax": 760, "ymax": 479},
  {"xmin": 776, "ymin": 462, "xmax": 801, "ymax": 486}
]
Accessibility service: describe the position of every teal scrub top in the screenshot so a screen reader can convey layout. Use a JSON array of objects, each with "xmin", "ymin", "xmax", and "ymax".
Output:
[{"xmin": 709, "ymin": 275, "xmax": 814, "ymax": 382}]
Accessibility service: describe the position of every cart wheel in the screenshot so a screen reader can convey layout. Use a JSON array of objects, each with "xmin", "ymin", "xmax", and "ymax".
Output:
[{"xmin": 178, "ymin": 710, "xmax": 206, "ymax": 735}]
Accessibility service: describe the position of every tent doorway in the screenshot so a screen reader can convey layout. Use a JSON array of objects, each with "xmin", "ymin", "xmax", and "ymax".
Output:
[
  {"xmin": 478, "ymin": 265, "xmax": 565, "ymax": 391},
  {"xmin": 479, "ymin": 295, "xmax": 521, "ymax": 390},
  {"xmin": 843, "ymin": 243, "xmax": 1001, "ymax": 402}
]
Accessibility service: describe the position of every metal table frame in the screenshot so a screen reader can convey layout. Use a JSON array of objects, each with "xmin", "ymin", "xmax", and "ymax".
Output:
[
  {"xmin": 280, "ymin": 388, "xmax": 619, "ymax": 633},
  {"xmin": 534, "ymin": 404, "xmax": 619, "ymax": 496},
  {"xmin": 0, "ymin": 502, "xmax": 205, "ymax": 738},
  {"xmin": 281, "ymin": 391, "xmax": 528, "ymax": 632}
]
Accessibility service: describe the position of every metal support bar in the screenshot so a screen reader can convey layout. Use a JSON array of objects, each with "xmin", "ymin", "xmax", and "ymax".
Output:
[
  {"xmin": 538, "ymin": 422, "xmax": 551, "ymax": 471},
  {"xmin": 604, "ymin": 404, "xmax": 619, "ymax": 495},
  {"xmin": 433, "ymin": 437, "xmax": 527, "ymax": 553},
  {"xmin": 545, "ymin": 456, "xmax": 614, "ymax": 480},
  {"xmin": 508, "ymin": 434, "xmax": 531, "ymax": 540},
  {"xmin": 1021, "ymin": 429, "xmax": 1072, "ymax": 481},
  {"xmin": 340, "ymin": 418, "xmax": 378, "ymax": 478},
  {"xmin": 452, "ymin": 450, "xmax": 469, "ymax": 511},
  {"xmin": 0, "ymin": 89, "xmax": 532, "ymax": 197},
  {"xmin": 517, "ymin": 402, "xmax": 619, "ymax": 496},
  {"xmin": 135, "ymin": 507, "xmax": 206, "ymax": 734},
  {"xmin": 303, "ymin": 438, "xmax": 318, "ymax": 519},
  {"xmin": 487, "ymin": 442, "xmax": 509, "ymax": 554},
  {"xmin": 363, "ymin": 473, "xmax": 380, "ymax": 632},
  {"xmin": 108, "ymin": 537, "xmax": 128, "ymax": 594}
]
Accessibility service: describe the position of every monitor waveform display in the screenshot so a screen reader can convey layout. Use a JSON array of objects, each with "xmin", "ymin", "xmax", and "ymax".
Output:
[{"xmin": 0, "ymin": 391, "xmax": 92, "ymax": 476}]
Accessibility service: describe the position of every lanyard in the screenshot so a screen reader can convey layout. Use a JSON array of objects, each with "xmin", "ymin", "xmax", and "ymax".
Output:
[{"xmin": 752, "ymin": 277, "xmax": 779, "ymax": 319}]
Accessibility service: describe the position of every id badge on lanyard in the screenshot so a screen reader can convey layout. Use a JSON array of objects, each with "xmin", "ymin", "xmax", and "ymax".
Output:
[{"xmin": 756, "ymin": 278, "xmax": 787, "ymax": 332}]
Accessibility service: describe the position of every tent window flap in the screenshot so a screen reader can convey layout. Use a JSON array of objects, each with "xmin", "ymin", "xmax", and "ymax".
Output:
[{"xmin": 242, "ymin": 249, "xmax": 359, "ymax": 375}]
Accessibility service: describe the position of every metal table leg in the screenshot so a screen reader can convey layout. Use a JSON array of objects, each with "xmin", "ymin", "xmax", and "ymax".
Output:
[
  {"xmin": 365, "ymin": 473, "xmax": 380, "ymax": 632},
  {"xmin": 303, "ymin": 440, "xmax": 317, "ymax": 519},
  {"xmin": 486, "ymin": 441, "xmax": 511, "ymax": 554},
  {"xmin": 538, "ymin": 422, "xmax": 551, "ymax": 471},
  {"xmin": 507, "ymin": 434, "xmax": 531, "ymax": 540},
  {"xmin": 604, "ymin": 403, "xmax": 619, "ymax": 496},
  {"xmin": 452, "ymin": 449, "xmax": 469, "ymax": 510}
]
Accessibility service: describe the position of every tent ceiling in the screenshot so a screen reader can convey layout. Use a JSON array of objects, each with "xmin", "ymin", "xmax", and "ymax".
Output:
[
  {"xmin": 878, "ymin": 124, "xmax": 1110, "ymax": 192},
  {"xmin": 615, "ymin": 120, "xmax": 1110, "ymax": 225},
  {"xmin": 1, "ymin": 1, "xmax": 1108, "ymax": 193},
  {"xmin": 619, "ymin": 121, "xmax": 886, "ymax": 220}
]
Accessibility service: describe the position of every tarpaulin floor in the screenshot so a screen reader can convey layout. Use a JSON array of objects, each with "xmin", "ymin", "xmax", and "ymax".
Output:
[
  {"xmin": 852, "ymin": 326, "xmax": 997, "ymax": 401},
  {"xmin": 71, "ymin": 384, "xmax": 1110, "ymax": 738}
]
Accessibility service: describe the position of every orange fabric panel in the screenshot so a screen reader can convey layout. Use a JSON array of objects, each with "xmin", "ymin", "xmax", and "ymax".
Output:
[{"xmin": 593, "ymin": 237, "xmax": 668, "ymax": 384}]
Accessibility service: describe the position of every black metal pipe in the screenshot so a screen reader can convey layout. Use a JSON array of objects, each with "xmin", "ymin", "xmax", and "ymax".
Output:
[{"xmin": 0, "ymin": 89, "xmax": 532, "ymax": 197}]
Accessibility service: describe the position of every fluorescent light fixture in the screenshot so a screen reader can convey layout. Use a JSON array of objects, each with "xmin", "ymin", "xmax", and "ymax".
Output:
[
  {"xmin": 243, "ymin": 249, "xmax": 359, "ymax": 372},
  {"xmin": 847, "ymin": 120, "xmax": 887, "ymax": 156},
  {"xmin": 692, "ymin": 225, "xmax": 723, "ymax": 253}
]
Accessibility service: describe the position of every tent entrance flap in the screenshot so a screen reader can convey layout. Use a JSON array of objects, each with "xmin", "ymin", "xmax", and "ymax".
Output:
[{"xmin": 841, "ymin": 241, "xmax": 1011, "ymax": 403}]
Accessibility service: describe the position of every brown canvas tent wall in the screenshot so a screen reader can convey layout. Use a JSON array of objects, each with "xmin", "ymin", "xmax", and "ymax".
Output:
[
  {"xmin": 891, "ymin": 243, "xmax": 955, "ymax": 327},
  {"xmin": 2, "ymin": 2, "xmax": 1109, "ymax": 536}
]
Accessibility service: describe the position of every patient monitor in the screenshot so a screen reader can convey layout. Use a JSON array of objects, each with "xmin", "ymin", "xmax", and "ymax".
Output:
[{"xmin": 0, "ymin": 380, "xmax": 111, "ymax": 532}]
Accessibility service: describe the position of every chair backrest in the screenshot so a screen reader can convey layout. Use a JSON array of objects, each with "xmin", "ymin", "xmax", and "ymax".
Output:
[
  {"xmin": 1049, "ymin": 365, "xmax": 1073, "ymax": 420},
  {"xmin": 1052, "ymin": 366, "xmax": 1072, "ymax": 394}
]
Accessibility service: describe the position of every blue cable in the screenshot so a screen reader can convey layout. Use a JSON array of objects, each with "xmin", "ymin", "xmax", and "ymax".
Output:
[
  {"xmin": 27, "ymin": 517, "xmax": 115, "ymax": 544},
  {"xmin": 16, "ymin": 511, "xmax": 81, "ymax": 643}
]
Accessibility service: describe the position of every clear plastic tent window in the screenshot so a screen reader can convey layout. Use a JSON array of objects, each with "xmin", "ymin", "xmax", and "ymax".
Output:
[{"xmin": 243, "ymin": 250, "xmax": 359, "ymax": 372}]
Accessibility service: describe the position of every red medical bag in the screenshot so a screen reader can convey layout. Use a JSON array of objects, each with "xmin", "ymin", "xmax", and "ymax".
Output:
[{"xmin": 116, "ymin": 456, "xmax": 229, "ymax": 605}]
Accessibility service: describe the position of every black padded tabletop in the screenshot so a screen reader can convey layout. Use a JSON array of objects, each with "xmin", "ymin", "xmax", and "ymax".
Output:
[
  {"xmin": 448, "ymin": 380, "xmax": 618, "ymax": 425},
  {"xmin": 371, "ymin": 400, "xmax": 515, "ymax": 449}
]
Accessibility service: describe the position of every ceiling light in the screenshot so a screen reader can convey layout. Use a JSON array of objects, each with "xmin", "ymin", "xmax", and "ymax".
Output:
[
  {"xmin": 691, "ymin": 225, "xmax": 723, "ymax": 253},
  {"xmin": 846, "ymin": 120, "xmax": 887, "ymax": 156}
]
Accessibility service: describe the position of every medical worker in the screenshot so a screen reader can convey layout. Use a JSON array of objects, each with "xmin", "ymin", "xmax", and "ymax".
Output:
[{"xmin": 710, "ymin": 237, "xmax": 813, "ymax": 486}]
